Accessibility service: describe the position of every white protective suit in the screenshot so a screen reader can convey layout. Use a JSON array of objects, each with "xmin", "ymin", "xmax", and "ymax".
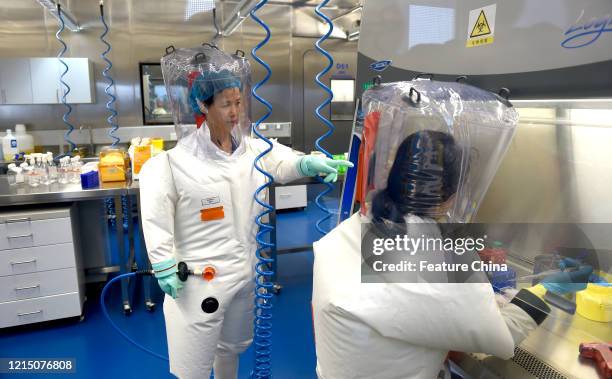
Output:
[
  {"xmin": 312, "ymin": 213, "xmax": 538, "ymax": 379},
  {"xmin": 140, "ymin": 126, "xmax": 303, "ymax": 378}
]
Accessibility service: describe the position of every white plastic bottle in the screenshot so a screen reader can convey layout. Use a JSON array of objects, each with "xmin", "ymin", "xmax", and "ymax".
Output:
[
  {"xmin": 15, "ymin": 124, "xmax": 34, "ymax": 155},
  {"xmin": 46, "ymin": 152, "xmax": 58, "ymax": 184},
  {"xmin": 3, "ymin": 129, "xmax": 18, "ymax": 161}
]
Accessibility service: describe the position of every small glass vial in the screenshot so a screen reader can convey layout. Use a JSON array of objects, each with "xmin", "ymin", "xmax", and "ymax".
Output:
[
  {"xmin": 46, "ymin": 153, "xmax": 58, "ymax": 184},
  {"xmin": 20, "ymin": 162, "xmax": 29, "ymax": 186},
  {"xmin": 7, "ymin": 164, "xmax": 17, "ymax": 185},
  {"xmin": 27, "ymin": 157, "xmax": 39, "ymax": 187},
  {"xmin": 38, "ymin": 156, "xmax": 50, "ymax": 185},
  {"xmin": 70, "ymin": 156, "xmax": 82, "ymax": 184}
]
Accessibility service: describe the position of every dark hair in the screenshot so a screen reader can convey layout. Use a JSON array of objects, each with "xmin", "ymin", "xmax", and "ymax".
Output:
[
  {"xmin": 203, "ymin": 96, "xmax": 214, "ymax": 107},
  {"xmin": 372, "ymin": 130, "xmax": 462, "ymax": 221}
]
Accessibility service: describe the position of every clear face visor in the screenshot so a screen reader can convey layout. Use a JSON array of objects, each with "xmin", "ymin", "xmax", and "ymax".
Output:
[
  {"xmin": 161, "ymin": 45, "xmax": 252, "ymax": 150},
  {"xmin": 358, "ymin": 80, "xmax": 519, "ymax": 223}
]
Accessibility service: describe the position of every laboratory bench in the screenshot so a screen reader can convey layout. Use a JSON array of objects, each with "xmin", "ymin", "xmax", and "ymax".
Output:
[{"xmin": 0, "ymin": 176, "xmax": 138, "ymax": 321}]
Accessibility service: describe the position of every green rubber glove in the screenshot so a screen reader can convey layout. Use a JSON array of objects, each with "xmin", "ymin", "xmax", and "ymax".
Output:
[
  {"xmin": 152, "ymin": 258, "xmax": 183, "ymax": 299},
  {"xmin": 297, "ymin": 155, "xmax": 354, "ymax": 183}
]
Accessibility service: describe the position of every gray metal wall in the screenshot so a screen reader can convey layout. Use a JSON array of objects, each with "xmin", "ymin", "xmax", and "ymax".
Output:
[
  {"xmin": 0, "ymin": 1, "xmax": 357, "ymax": 154},
  {"xmin": 357, "ymin": 0, "xmax": 612, "ymax": 99},
  {"xmin": 294, "ymin": 38, "xmax": 357, "ymax": 154},
  {"xmin": 355, "ymin": 0, "xmax": 612, "ymax": 276}
]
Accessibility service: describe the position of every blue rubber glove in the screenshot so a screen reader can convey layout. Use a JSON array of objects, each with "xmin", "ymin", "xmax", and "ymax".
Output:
[
  {"xmin": 152, "ymin": 258, "xmax": 183, "ymax": 299},
  {"xmin": 540, "ymin": 258, "xmax": 593, "ymax": 295},
  {"xmin": 297, "ymin": 155, "xmax": 354, "ymax": 183}
]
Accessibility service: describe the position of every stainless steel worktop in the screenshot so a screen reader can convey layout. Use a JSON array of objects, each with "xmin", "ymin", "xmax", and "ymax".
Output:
[
  {"xmin": 0, "ymin": 176, "xmax": 128, "ymax": 206},
  {"xmin": 0, "ymin": 175, "xmax": 328, "ymax": 206},
  {"xmin": 456, "ymin": 309, "xmax": 611, "ymax": 379},
  {"xmin": 455, "ymin": 259, "xmax": 612, "ymax": 379},
  {"xmin": 514, "ymin": 291, "xmax": 611, "ymax": 378}
]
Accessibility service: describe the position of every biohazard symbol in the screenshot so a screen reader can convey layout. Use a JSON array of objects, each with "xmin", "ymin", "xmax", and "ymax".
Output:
[{"xmin": 470, "ymin": 10, "xmax": 491, "ymax": 38}]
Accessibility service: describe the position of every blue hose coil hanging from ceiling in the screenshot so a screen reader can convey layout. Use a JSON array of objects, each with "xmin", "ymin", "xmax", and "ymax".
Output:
[
  {"xmin": 56, "ymin": 3, "xmax": 76, "ymax": 155},
  {"xmin": 99, "ymin": 1, "xmax": 128, "ymax": 244},
  {"xmin": 249, "ymin": 1, "xmax": 275, "ymax": 377},
  {"xmin": 100, "ymin": 1, "xmax": 120, "ymax": 147},
  {"xmin": 314, "ymin": 0, "xmax": 335, "ymax": 235},
  {"xmin": 99, "ymin": 2, "xmax": 130, "ymax": 264}
]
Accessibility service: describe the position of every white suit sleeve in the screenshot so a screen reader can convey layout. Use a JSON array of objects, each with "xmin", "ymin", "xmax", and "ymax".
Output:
[
  {"xmin": 313, "ymin": 215, "xmax": 517, "ymax": 359},
  {"xmin": 500, "ymin": 303, "xmax": 538, "ymax": 346},
  {"xmin": 250, "ymin": 138, "xmax": 303, "ymax": 184},
  {"xmin": 139, "ymin": 152, "xmax": 178, "ymax": 265}
]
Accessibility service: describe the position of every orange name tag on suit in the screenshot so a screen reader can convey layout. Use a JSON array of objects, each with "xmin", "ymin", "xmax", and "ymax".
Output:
[
  {"xmin": 201, "ymin": 195, "xmax": 224, "ymax": 221},
  {"xmin": 201, "ymin": 206, "xmax": 224, "ymax": 221}
]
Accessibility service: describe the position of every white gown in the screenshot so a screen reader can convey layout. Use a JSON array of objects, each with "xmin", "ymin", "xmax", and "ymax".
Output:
[
  {"xmin": 139, "ymin": 127, "xmax": 302, "ymax": 378},
  {"xmin": 312, "ymin": 213, "xmax": 537, "ymax": 379}
]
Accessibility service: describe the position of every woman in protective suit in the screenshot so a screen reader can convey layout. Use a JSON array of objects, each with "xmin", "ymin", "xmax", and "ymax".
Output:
[
  {"xmin": 139, "ymin": 46, "xmax": 351, "ymax": 379},
  {"xmin": 311, "ymin": 81, "xmax": 591, "ymax": 379}
]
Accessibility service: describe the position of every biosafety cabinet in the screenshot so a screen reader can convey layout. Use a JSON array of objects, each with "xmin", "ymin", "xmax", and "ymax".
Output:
[{"xmin": 357, "ymin": 1, "xmax": 612, "ymax": 378}]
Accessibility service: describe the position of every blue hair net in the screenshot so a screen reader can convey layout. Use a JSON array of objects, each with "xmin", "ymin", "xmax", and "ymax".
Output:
[{"xmin": 188, "ymin": 70, "xmax": 242, "ymax": 115}]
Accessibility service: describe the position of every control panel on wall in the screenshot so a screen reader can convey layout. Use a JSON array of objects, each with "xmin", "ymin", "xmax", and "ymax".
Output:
[{"xmin": 0, "ymin": 58, "xmax": 95, "ymax": 105}]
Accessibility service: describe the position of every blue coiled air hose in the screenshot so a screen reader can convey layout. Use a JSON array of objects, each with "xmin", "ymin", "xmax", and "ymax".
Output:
[
  {"xmin": 250, "ymin": 1, "xmax": 275, "ymax": 377},
  {"xmin": 56, "ymin": 3, "xmax": 76, "ymax": 156},
  {"xmin": 99, "ymin": 1, "xmax": 129, "ymax": 255},
  {"xmin": 99, "ymin": 1, "xmax": 120, "ymax": 147},
  {"xmin": 313, "ymin": 0, "xmax": 335, "ymax": 235}
]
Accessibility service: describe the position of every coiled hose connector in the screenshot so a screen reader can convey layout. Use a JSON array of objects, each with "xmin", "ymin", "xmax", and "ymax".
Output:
[
  {"xmin": 313, "ymin": 0, "xmax": 336, "ymax": 235},
  {"xmin": 250, "ymin": 1, "xmax": 276, "ymax": 377}
]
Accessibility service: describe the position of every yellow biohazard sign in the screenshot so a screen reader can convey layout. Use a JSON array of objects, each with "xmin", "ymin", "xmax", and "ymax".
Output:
[
  {"xmin": 466, "ymin": 4, "xmax": 496, "ymax": 48},
  {"xmin": 470, "ymin": 11, "xmax": 491, "ymax": 38}
]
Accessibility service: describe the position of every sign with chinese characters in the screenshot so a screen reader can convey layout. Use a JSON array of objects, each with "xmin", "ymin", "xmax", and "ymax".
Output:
[{"xmin": 466, "ymin": 4, "xmax": 496, "ymax": 48}]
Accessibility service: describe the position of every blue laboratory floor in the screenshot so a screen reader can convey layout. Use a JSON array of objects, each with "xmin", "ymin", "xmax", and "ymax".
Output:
[{"xmin": 0, "ymin": 198, "xmax": 337, "ymax": 379}]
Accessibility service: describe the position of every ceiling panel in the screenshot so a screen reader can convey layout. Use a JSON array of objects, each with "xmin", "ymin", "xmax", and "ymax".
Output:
[{"xmin": 0, "ymin": 0, "xmax": 361, "ymax": 37}]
